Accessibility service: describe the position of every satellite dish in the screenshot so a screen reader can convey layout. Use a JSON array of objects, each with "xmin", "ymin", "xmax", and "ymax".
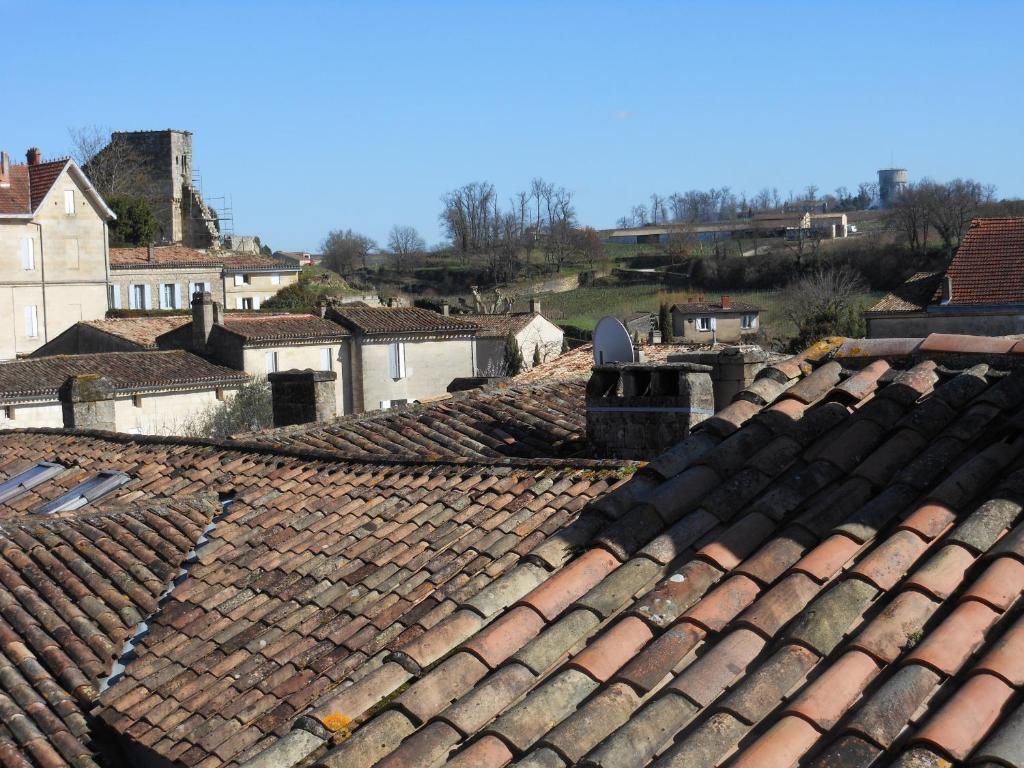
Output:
[{"xmin": 593, "ymin": 317, "xmax": 635, "ymax": 365}]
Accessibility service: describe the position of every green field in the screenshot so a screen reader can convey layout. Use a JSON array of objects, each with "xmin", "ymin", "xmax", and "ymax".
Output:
[{"xmin": 540, "ymin": 283, "xmax": 883, "ymax": 339}]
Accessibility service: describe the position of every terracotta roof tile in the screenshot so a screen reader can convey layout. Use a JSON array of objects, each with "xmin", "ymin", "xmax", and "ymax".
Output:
[{"xmin": 328, "ymin": 305, "xmax": 477, "ymax": 335}]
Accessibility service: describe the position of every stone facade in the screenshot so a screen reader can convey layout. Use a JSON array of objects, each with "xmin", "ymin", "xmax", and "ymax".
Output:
[
  {"xmin": 671, "ymin": 306, "xmax": 761, "ymax": 343},
  {"xmin": 100, "ymin": 130, "xmax": 219, "ymax": 247},
  {"xmin": 223, "ymin": 267, "xmax": 296, "ymax": 310},
  {"xmin": 352, "ymin": 335, "xmax": 476, "ymax": 412},
  {"xmin": 585, "ymin": 361, "xmax": 715, "ymax": 459},
  {"xmin": 110, "ymin": 264, "xmax": 223, "ymax": 310},
  {"xmin": 473, "ymin": 314, "xmax": 565, "ymax": 375},
  {"xmin": 0, "ymin": 160, "xmax": 113, "ymax": 360}
]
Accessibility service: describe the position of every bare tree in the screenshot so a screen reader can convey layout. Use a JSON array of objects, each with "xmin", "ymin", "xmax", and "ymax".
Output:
[
  {"xmin": 886, "ymin": 182, "xmax": 933, "ymax": 253},
  {"xmin": 321, "ymin": 229, "xmax": 376, "ymax": 275},
  {"xmin": 387, "ymin": 225, "xmax": 425, "ymax": 271},
  {"xmin": 927, "ymin": 178, "xmax": 994, "ymax": 255},
  {"xmin": 783, "ymin": 265, "xmax": 867, "ymax": 349},
  {"xmin": 68, "ymin": 126, "xmax": 145, "ymax": 198}
]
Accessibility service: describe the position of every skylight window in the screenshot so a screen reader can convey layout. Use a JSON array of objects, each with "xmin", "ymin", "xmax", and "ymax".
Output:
[
  {"xmin": 0, "ymin": 462, "xmax": 64, "ymax": 505},
  {"xmin": 33, "ymin": 471, "xmax": 131, "ymax": 515}
]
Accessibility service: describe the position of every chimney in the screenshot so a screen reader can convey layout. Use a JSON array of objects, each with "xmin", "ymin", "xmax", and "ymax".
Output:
[
  {"xmin": 317, "ymin": 297, "xmax": 329, "ymax": 318},
  {"xmin": 721, "ymin": 295, "xmax": 732, "ymax": 310},
  {"xmin": 0, "ymin": 152, "xmax": 9, "ymax": 187},
  {"xmin": 529, "ymin": 298, "xmax": 541, "ymax": 315},
  {"xmin": 648, "ymin": 329, "xmax": 662, "ymax": 345},
  {"xmin": 26, "ymin": 147, "xmax": 41, "ymax": 166},
  {"xmin": 668, "ymin": 346, "xmax": 769, "ymax": 410},
  {"xmin": 147, "ymin": 244, "xmax": 155, "ymax": 262},
  {"xmin": 441, "ymin": 300, "xmax": 450, "ymax": 316},
  {"xmin": 192, "ymin": 291, "xmax": 216, "ymax": 350},
  {"xmin": 941, "ymin": 275, "xmax": 953, "ymax": 304},
  {"xmin": 268, "ymin": 369, "xmax": 338, "ymax": 426},
  {"xmin": 59, "ymin": 375, "xmax": 117, "ymax": 431},
  {"xmin": 585, "ymin": 361, "xmax": 714, "ymax": 459}
]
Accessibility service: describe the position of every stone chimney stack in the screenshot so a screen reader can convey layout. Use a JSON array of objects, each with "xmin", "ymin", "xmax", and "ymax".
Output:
[
  {"xmin": 26, "ymin": 147, "xmax": 41, "ymax": 166},
  {"xmin": 941, "ymin": 275, "xmax": 953, "ymax": 304},
  {"xmin": 147, "ymin": 244, "xmax": 155, "ymax": 262},
  {"xmin": 192, "ymin": 291, "xmax": 216, "ymax": 351},
  {"xmin": 721, "ymin": 295, "xmax": 732, "ymax": 310},
  {"xmin": 441, "ymin": 300, "xmax": 450, "ymax": 316},
  {"xmin": 268, "ymin": 370, "xmax": 338, "ymax": 427},
  {"xmin": 586, "ymin": 361, "xmax": 714, "ymax": 459},
  {"xmin": 317, "ymin": 298, "xmax": 329, "ymax": 318},
  {"xmin": 530, "ymin": 298, "xmax": 541, "ymax": 314},
  {"xmin": 59, "ymin": 375, "xmax": 117, "ymax": 431},
  {"xmin": 0, "ymin": 152, "xmax": 9, "ymax": 187}
]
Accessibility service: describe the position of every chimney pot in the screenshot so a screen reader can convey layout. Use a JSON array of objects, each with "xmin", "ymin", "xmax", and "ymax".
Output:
[
  {"xmin": 529, "ymin": 298, "xmax": 541, "ymax": 314},
  {"xmin": 721, "ymin": 295, "xmax": 732, "ymax": 310},
  {"xmin": 441, "ymin": 300, "xmax": 450, "ymax": 316},
  {"xmin": 192, "ymin": 291, "xmax": 216, "ymax": 351},
  {"xmin": 26, "ymin": 147, "xmax": 41, "ymax": 166}
]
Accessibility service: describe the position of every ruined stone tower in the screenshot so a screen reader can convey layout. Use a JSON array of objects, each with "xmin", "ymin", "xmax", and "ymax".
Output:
[{"xmin": 99, "ymin": 129, "xmax": 220, "ymax": 248}]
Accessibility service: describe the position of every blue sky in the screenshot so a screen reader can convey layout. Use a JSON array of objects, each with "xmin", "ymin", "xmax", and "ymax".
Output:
[{"xmin": 3, "ymin": 1, "xmax": 1022, "ymax": 251}]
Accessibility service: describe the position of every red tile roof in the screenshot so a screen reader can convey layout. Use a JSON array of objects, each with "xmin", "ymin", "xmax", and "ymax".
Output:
[
  {"xmin": 944, "ymin": 217, "xmax": 1024, "ymax": 305},
  {"xmin": 328, "ymin": 305, "xmax": 478, "ymax": 335},
  {"xmin": 219, "ymin": 313, "xmax": 350, "ymax": 343},
  {"xmin": 110, "ymin": 247, "xmax": 299, "ymax": 272},
  {"xmin": 80, "ymin": 316, "xmax": 192, "ymax": 349},
  {"xmin": 241, "ymin": 378, "xmax": 588, "ymax": 459},
  {"xmin": 868, "ymin": 271, "xmax": 944, "ymax": 313},
  {"xmin": 0, "ymin": 159, "xmax": 70, "ymax": 216},
  {"xmin": 462, "ymin": 312, "xmax": 543, "ymax": 338},
  {"xmin": 5, "ymin": 333, "xmax": 1024, "ymax": 767},
  {"xmin": 0, "ymin": 350, "xmax": 247, "ymax": 399}
]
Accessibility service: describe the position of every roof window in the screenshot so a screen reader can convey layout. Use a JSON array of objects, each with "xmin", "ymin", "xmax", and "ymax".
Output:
[
  {"xmin": 34, "ymin": 471, "xmax": 131, "ymax": 515},
  {"xmin": 0, "ymin": 462, "xmax": 65, "ymax": 505}
]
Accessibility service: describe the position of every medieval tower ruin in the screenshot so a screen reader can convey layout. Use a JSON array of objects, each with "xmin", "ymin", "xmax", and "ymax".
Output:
[{"xmin": 96, "ymin": 129, "xmax": 221, "ymax": 248}]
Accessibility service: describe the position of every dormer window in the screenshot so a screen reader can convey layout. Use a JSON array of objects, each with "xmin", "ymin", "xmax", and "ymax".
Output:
[{"xmin": 34, "ymin": 471, "xmax": 130, "ymax": 515}]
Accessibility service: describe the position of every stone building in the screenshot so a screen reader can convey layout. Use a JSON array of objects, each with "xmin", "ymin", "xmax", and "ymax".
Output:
[
  {"xmin": 671, "ymin": 295, "xmax": 761, "ymax": 343},
  {"xmin": 866, "ymin": 217, "xmax": 1024, "ymax": 338},
  {"xmin": 0, "ymin": 147, "xmax": 116, "ymax": 360},
  {"xmin": 461, "ymin": 299, "xmax": 565, "ymax": 374},
  {"xmin": 108, "ymin": 245, "xmax": 299, "ymax": 310},
  {"xmin": 0, "ymin": 349, "xmax": 246, "ymax": 433},
  {"xmin": 91, "ymin": 129, "xmax": 220, "ymax": 247}
]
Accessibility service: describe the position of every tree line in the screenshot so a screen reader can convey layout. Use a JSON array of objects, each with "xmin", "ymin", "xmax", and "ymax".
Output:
[{"xmin": 885, "ymin": 178, "xmax": 998, "ymax": 255}]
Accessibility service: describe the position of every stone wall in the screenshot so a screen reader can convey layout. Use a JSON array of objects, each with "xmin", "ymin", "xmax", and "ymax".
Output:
[{"xmin": 668, "ymin": 345, "xmax": 770, "ymax": 410}]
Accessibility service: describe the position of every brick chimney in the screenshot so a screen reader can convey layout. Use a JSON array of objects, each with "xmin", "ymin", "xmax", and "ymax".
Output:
[
  {"xmin": 192, "ymin": 291, "xmax": 216, "ymax": 351},
  {"xmin": 147, "ymin": 244, "xmax": 155, "ymax": 262},
  {"xmin": 26, "ymin": 147, "xmax": 41, "ymax": 166},
  {"xmin": 721, "ymin": 295, "xmax": 732, "ymax": 310},
  {"xmin": 59, "ymin": 375, "xmax": 117, "ymax": 431},
  {"xmin": 529, "ymin": 298, "xmax": 541, "ymax": 314},
  {"xmin": 0, "ymin": 152, "xmax": 9, "ymax": 188},
  {"xmin": 586, "ymin": 362, "xmax": 714, "ymax": 459},
  {"xmin": 268, "ymin": 369, "xmax": 338, "ymax": 426}
]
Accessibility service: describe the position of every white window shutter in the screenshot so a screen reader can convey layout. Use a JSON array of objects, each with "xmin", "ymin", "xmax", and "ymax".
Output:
[
  {"xmin": 321, "ymin": 348, "xmax": 332, "ymax": 370},
  {"xmin": 20, "ymin": 237, "xmax": 34, "ymax": 270},
  {"xmin": 253, "ymin": 296, "xmax": 261, "ymax": 310},
  {"xmin": 388, "ymin": 343, "xmax": 399, "ymax": 379},
  {"xmin": 24, "ymin": 306, "xmax": 37, "ymax": 338},
  {"xmin": 63, "ymin": 190, "xmax": 75, "ymax": 214},
  {"xmin": 174, "ymin": 284, "xmax": 182, "ymax": 308},
  {"xmin": 271, "ymin": 273, "xmax": 280, "ymax": 285},
  {"xmin": 128, "ymin": 285, "xmax": 138, "ymax": 310},
  {"xmin": 380, "ymin": 400, "xmax": 390, "ymax": 410},
  {"xmin": 397, "ymin": 342, "xmax": 406, "ymax": 378},
  {"xmin": 236, "ymin": 297, "xmax": 243, "ymax": 309},
  {"xmin": 234, "ymin": 274, "xmax": 244, "ymax": 286},
  {"xmin": 143, "ymin": 284, "xmax": 152, "ymax": 309}
]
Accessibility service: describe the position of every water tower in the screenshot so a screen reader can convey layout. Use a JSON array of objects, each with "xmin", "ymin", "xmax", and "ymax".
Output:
[{"xmin": 878, "ymin": 168, "xmax": 909, "ymax": 208}]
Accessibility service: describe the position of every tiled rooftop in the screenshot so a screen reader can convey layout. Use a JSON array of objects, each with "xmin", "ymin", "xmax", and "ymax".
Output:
[
  {"xmin": 868, "ymin": 271, "xmax": 943, "ymax": 313},
  {"xmin": 220, "ymin": 314, "xmax": 351, "ymax": 343},
  {"xmin": 328, "ymin": 306, "xmax": 478, "ymax": 336},
  {"xmin": 3, "ymin": 333, "xmax": 1024, "ymax": 767},
  {"xmin": 0, "ymin": 159, "xmax": 70, "ymax": 216},
  {"xmin": 461, "ymin": 313, "xmax": 541, "ymax": 338},
  {"xmin": 80, "ymin": 316, "xmax": 192, "ymax": 349},
  {"xmin": 110, "ymin": 247, "xmax": 298, "ymax": 272},
  {"xmin": 514, "ymin": 343, "xmax": 725, "ymax": 384},
  {"xmin": 240, "ymin": 379, "xmax": 588, "ymax": 459},
  {"xmin": 0, "ymin": 351, "xmax": 248, "ymax": 399}
]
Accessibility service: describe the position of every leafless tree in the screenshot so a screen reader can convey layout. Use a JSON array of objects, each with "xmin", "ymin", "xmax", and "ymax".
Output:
[
  {"xmin": 650, "ymin": 193, "xmax": 667, "ymax": 225},
  {"xmin": 886, "ymin": 182, "xmax": 933, "ymax": 253},
  {"xmin": 321, "ymin": 229, "xmax": 376, "ymax": 275},
  {"xmin": 387, "ymin": 225, "xmax": 425, "ymax": 271},
  {"xmin": 68, "ymin": 125, "xmax": 146, "ymax": 198},
  {"xmin": 926, "ymin": 178, "xmax": 995, "ymax": 255},
  {"xmin": 804, "ymin": 185, "xmax": 819, "ymax": 201},
  {"xmin": 783, "ymin": 265, "xmax": 867, "ymax": 348}
]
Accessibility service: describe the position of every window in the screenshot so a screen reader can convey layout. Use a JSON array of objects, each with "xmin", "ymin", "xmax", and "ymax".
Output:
[
  {"xmin": 107, "ymin": 285, "xmax": 122, "ymax": 309},
  {"xmin": 129, "ymin": 284, "xmax": 149, "ymax": 310},
  {"xmin": 24, "ymin": 305, "xmax": 38, "ymax": 338},
  {"xmin": 20, "ymin": 237, "xmax": 34, "ymax": 270},
  {"xmin": 63, "ymin": 190, "xmax": 75, "ymax": 214},
  {"xmin": 162, "ymin": 283, "xmax": 181, "ymax": 309},
  {"xmin": 388, "ymin": 342, "xmax": 406, "ymax": 379},
  {"xmin": 321, "ymin": 347, "xmax": 334, "ymax": 370},
  {"xmin": 271, "ymin": 273, "xmax": 280, "ymax": 285},
  {"xmin": 132, "ymin": 394, "xmax": 143, "ymax": 408},
  {"xmin": 0, "ymin": 462, "xmax": 64, "ymax": 505},
  {"xmin": 34, "ymin": 471, "xmax": 130, "ymax": 515},
  {"xmin": 379, "ymin": 399, "xmax": 408, "ymax": 410},
  {"xmin": 3, "ymin": 406, "xmax": 13, "ymax": 420},
  {"xmin": 233, "ymin": 273, "xmax": 251, "ymax": 286},
  {"xmin": 190, "ymin": 281, "xmax": 208, "ymax": 299},
  {"xmin": 265, "ymin": 351, "xmax": 279, "ymax": 373},
  {"xmin": 696, "ymin": 316, "xmax": 711, "ymax": 332},
  {"xmin": 241, "ymin": 297, "xmax": 254, "ymax": 310},
  {"xmin": 741, "ymin": 313, "xmax": 757, "ymax": 329}
]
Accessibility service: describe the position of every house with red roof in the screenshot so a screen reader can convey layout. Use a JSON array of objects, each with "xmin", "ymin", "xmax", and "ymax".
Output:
[
  {"xmin": 0, "ymin": 147, "xmax": 116, "ymax": 360},
  {"xmin": 867, "ymin": 217, "xmax": 1024, "ymax": 338}
]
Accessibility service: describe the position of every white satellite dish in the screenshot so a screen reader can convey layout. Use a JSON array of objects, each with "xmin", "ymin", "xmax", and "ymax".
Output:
[{"xmin": 593, "ymin": 316, "xmax": 635, "ymax": 365}]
